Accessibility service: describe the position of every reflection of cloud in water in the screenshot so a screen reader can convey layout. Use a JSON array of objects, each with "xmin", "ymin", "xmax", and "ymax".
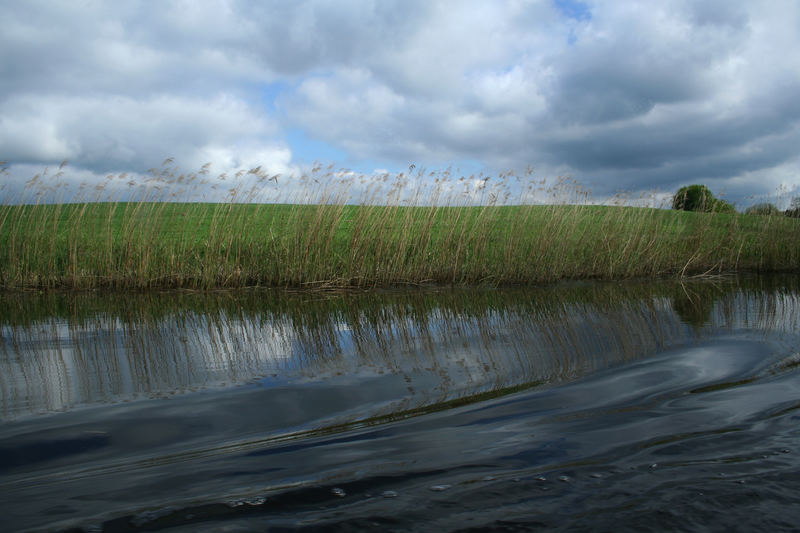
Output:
[{"xmin": 1, "ymin": 282, "xmax": 798, "ymax": 420}]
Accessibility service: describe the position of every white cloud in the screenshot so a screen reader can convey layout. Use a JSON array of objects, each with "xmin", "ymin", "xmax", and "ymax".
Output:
[
  {"xmin": 1, "ymin": 93, "xmax": 284, "ymax": 170},
  {"xmin": 193, "ymin": 144, "xmax": 295, "ymax": 177}
]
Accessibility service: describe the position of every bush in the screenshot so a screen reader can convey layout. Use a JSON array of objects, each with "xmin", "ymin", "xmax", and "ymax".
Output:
[
  {"xmin": 745, "ymin": 203, "xmax": 780, "ymax": 216},
  {"xmin": 672, "ymin": 185, "xmax": 734, "ymax": 213},
  {"xmin": 713, "ymin": 199, "xmax": 736, "ymax": 214}
]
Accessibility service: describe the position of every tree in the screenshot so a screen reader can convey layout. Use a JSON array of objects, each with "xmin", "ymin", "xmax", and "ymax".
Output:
[
  {"xmin": 713, "ymin": 199, "xmax": 736, "ymax": 214},
  {"xmin": 672, "ymin": 185, "xmax": 734, "ymax": 213}
]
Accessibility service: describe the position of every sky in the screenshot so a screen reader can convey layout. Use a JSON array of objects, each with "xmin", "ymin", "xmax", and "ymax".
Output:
[{"xmin": 2, "ymin": 0, "xmax": 800, "ymax": 207}]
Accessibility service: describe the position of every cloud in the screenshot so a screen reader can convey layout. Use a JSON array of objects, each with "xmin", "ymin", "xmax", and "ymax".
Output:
[
  {"xmin": 279, "ymin": 1, "xmax": 800, "ymax": 200},
  {"xmin": 1, "ymin": 0, "xmax": 800, "ymax": 205},
  {"xmin": 0, "ymin": 93, "xmax": 287, "ymax": 171}
]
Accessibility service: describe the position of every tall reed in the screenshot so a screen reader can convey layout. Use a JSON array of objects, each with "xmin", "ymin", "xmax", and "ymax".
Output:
[{"xmin": 1, "ymin": 162, "xmax": 799, "ymax": 290}]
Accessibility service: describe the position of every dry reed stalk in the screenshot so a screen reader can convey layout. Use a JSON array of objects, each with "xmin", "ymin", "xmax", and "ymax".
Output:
[{"xmin": 1, "ymin": 162, "xmax": 800, "ymax": 290}]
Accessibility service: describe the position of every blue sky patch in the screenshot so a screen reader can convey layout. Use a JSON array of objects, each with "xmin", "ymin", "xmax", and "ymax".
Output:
[
  {"xmin": 286, "ymin": 129, "xmax": 348, "ymax": 166},
  {"xmin": 553, "ymin": 0, "xmax": 592, "ymax": 21}
]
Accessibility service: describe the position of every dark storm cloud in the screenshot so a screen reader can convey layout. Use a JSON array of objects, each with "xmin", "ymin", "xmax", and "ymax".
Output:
[{"xmin": 541, "ymin": 82, "xmax": 800, "ymax": 173}]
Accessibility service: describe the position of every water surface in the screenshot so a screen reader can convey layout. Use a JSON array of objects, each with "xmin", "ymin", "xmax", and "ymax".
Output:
[{"xmin": 1, "ymin": 277, "xmax": 800, "ymax": 531}]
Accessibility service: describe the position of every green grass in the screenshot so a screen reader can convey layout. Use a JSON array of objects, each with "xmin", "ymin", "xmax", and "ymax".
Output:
[{"xmin": 1, "ymin": 167, "xmax": 799, "ymax": 290}]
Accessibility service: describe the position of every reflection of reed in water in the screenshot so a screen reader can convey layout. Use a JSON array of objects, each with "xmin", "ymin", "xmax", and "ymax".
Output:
[
  {"xmin": 0, "ymin": 309, "xmax": 297, "ymax": 418},
  {"xmin": 1, "ymin": 280, "xmax": 798, "ymax": 420}
]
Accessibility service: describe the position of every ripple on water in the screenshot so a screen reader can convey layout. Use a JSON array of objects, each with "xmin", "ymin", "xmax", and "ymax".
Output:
[{"xmin": 4, "ymin": 279, "xmax": 800, "ymax": 532}]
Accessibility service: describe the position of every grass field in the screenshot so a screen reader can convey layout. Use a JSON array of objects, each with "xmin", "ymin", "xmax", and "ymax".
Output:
[{"xmin": 1, "ymin": 166, "xmax": 799, "ymax": 290}]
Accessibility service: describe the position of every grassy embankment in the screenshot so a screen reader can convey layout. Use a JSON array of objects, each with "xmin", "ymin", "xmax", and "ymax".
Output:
[{"xmin": 1, "ymin": 167, "xmax": 799, "ymax": 290}]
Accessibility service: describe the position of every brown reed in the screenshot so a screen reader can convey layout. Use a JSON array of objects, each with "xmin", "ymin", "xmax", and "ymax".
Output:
[{"xmin": 1, "ymin": 162, "xmax": 798, "ymax": 290}]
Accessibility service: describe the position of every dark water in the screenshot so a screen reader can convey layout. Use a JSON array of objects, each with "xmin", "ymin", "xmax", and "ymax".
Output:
[{"xmin": 1, "ymin": 277, "xmax": 800, "ymax": 532}]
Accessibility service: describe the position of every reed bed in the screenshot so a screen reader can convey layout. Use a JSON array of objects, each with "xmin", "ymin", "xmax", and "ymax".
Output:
[{"xmin": 1, "ymin": 162, "xmax": 799, "ymax": 290}]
